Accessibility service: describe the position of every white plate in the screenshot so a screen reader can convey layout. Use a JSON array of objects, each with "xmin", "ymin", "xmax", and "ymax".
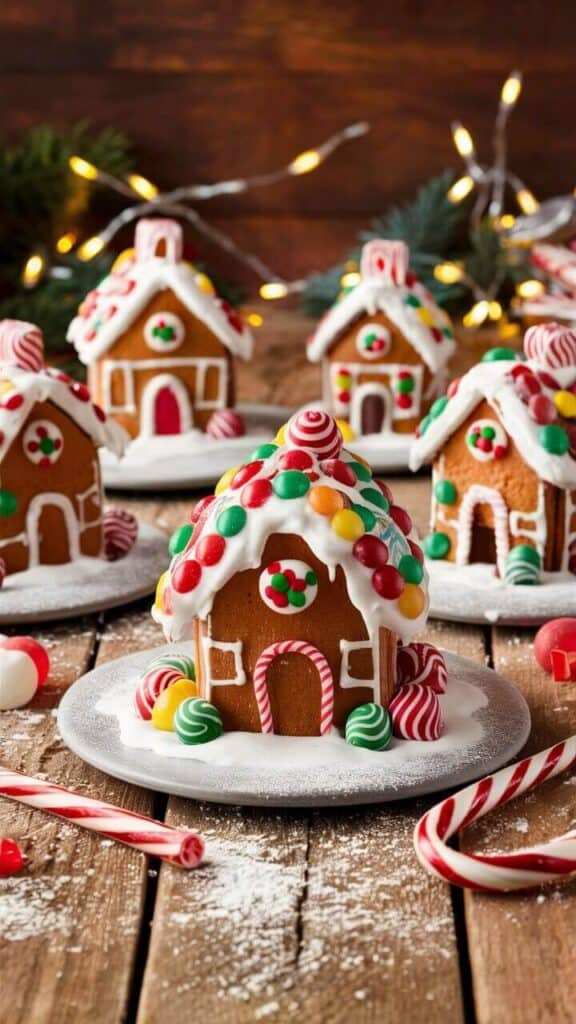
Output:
[
  {"xmin": 101, "ymin": 402, "xmax": 293, "ymax": 491},
  {"xmin": 0, "ymin": 524, "xmax": 168, "ymax": 624},
  {"xmin": 427, "ymin": 559, "xmax": 576, "ymax": 626},
  {"xmin": 58, "ymin": 645, "xmax": 531, "ymax": 808}
]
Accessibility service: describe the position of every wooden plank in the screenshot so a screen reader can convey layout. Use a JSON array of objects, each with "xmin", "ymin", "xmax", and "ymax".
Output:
[{"xmin": 462, "ymin": 627, "xmax": 576, "ymax": 1024}]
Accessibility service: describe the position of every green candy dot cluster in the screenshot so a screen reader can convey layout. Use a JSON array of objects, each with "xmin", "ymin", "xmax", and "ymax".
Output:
[
  {"xmin": 424, "ymin": 531, "xmax": 451, "ymax": 559},
  {"xmin": 434, "ymin": 479, "xmax": 457, "ymax": 505},
  {"xmin": 396, "ymin": 375, "xmax": 415, "ymax": 394},
  {"xmin": 216, "ymin": 505, "xmax": 247, "ymax": 537}
]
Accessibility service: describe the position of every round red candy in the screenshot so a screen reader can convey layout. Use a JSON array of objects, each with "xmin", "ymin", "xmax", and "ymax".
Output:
[
  {"xmin": 190, "ymin": 495, "xmax": 216, "ymax": 523},
  {"xmin": 0, "ymin": 838, "xmax": 24, "ymax": 878},
  {"xmin": 447, "ymin": 378, "xmax": 460, "ymax": 398},
  {"xmin": 537, "ymin": 370, "xmax": 560, "ymax": 390},
  {"xmin": 279, "ymin": 450, "xmax": 313, "ymax": 471},
  {"xmin": 408, "ymin": 539, "xmax": 424, "ymax": 564},
  {"xmin": 475, "ymin": 436, "xmax": 492, "ymax": 453},
  {"xmin": 534, "ymin": 618, "xmax": 576, "ymax": 673},
  {"xmin": 529, "ymin": 394, "xmax": 557, "ymax": 425},
  {"xmin": 353, "ymin": 535, "xmax": 389, "ymax": 569},
  {"xmin": 396, "ymin": 393, "xmax": 412, "ymax": 409},
  {"xmin": 320, "ymin": 459, "xmax": 356, "ymax": 487},
  {"xmin": 172, "ymin": 559, "xmax": 202, "ymax": 593},
  {"xmin": 0, "ymin": 637, "xmax": 50, "ymax": 687},
  {"xmin": 70, "ymin": 382, "xmax": 90, "ymax": 402},
  {"xmin": 389, "ymin": 505, "xmax": 412, "ymax": 536},
  {"xmin": 372, "ymin": 566, "xmax": 405, "ymax": 599},
  {"xmin": 231, "ymin": 460, "xmax": 263, "ymax": 489},
  {"xmin": 195, "ymin": 533, "xmax": 225, "ymax": 566},
  {"xmin": 93, "ymin": 403, "xmax": 106, "ymax": 422},
  {"xmin": 241, "ymin": 478, "xmax": 273, "ymax": 508},
  {"xmin": 3, "ymin": 393, "xmax": 24, "ymax": 411},
  {"xmin": 514, "ymin": 371, "xmax": 541, "ymax": 402}
]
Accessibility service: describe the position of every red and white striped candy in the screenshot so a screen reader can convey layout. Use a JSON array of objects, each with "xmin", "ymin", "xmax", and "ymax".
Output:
[
  {"xmin": 103, "ymin": 508, "xmax": 139, "ymax": 561},
  {"xmin": 531, "ymin": 243, "xmax": 576, "ymax": 290},
  {"xmin": 414, "ymin": 734, "xmax": 576, "ymax": 892},
  {"xmin": 0, "ymin": 637, "xmax": 50, "ymax": 710},
  {"xmin": 524, "ymin": 322, "xmax": 576, "ymax": 370},
  {"xmin": 360, "ymin": 239, "xmax": 409, "ymax": 286},
  {"xmin": 389, "ymin": 683, "xmax": 443, "ymax": 741},
  {"xmin": 396, "ymin": 643, "xmax": 447, "ymax": 694},
  {"xmin": 135, "ymin": 665, "xmax": 184, "ymax": 720},
  {"xmin": 253, "ymin": 640, "xmax": 334, "ymax": 735},
  {"xmin": 285, "ymin": 410, "xmax": 342, "ymax": 461},
  {"xmin": 206, "ymin": 408, "xmax": 246, "ymax": 440},
  {"xmin": 0, "ymin": 320, "xmax": 44, "ymax": 372}
]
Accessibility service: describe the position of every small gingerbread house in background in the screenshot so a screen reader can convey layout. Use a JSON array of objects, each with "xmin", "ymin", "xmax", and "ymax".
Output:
[
  {"xmin": 153, "ymin": 409, "xmax": 429, "ymax": 737},
  {"xmin": 410, "ymin": 322, "xmax": 576, "ymax": 583},
  {"xmin": 307, "ymin": 240, "xmax": 455, "ymax": 438},
  {"xmin": 67, "ymin": 218, "xmax": 253, "ymax": 441},
  {"xmin": 0, "ymin": 320, "xmax": 127, "ymax": 574},
  {"xmin": 516, "ymin": 243, "xmax": 576, "ymax": 326}
]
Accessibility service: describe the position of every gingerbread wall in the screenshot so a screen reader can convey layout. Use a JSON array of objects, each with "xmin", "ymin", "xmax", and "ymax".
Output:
[
  {"xmin": 89, "ymin": 288, "xmax": 234, "ymax": 438},
  {"xmin": 325, "ymin": 310, "xmax": 434, "ymax": 434},
  {"xmin": 1, "ymin": 399, "xmax": 103, "ymax": 573},
  {"xmin": 196, "ymin": 533, "xmax": 397, "ymax": 736}
]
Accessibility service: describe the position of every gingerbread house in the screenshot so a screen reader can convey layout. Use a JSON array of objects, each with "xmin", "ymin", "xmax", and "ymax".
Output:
[
  {"xmin": 410, "ymin": 323, "xmax": 576, "ymax": 582},
  {"xmin": 67, "ymin": 218, "xmax": 253, "ymax": 440},
  {"xmin": 0, "ymin": 320, "xmax": 127, "ymax": 574},
  {"xmin": 153, "ymin": 409, "xmax": 429, "ymax": 736},
  {"xmin": 307, "ymin": 240, "xmax": 455, "ymax": 438}
]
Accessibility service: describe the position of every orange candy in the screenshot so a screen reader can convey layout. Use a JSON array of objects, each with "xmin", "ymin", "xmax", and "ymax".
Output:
[
  {"xmin": 308, "ymin": 485, "xmax": 345, "ymax": 517},
  {"xmin": 397, "ymin": 583, "xmax": 426, "ymax": 619}
]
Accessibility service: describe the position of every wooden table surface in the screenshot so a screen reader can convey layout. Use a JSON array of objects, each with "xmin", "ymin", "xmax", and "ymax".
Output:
[{"xmin": 2, "ymin": 309, "xmax": 576, "ymax": 1024}]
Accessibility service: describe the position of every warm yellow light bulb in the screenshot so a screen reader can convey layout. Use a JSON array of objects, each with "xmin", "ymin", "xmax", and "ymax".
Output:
[
  {"xmin": 434, "ymin": 262, "xmax": 464, "ymax": 285},
  {"xmin": 22, "ymin": 253, "xmax": 44, "ymax": 287},
  {"xmin": 501, "ymin": 72, "xmax": 522, "ymax": 107},
  {"xmin": 453, "ymin": 125, "xmax": 474, "ymax": 159},
  {"xmin": 77, "ymin": 235, "xmax": 105, "ymax": 261},
  {"xmin": 462, "ymin": 300, "xmax": 490, "ymax": 328},
  {"xmin": 516, "ymin": 279, "xmax": 545, "ymax": 299},
  {"xmin": 340, "ymin": 271, "xmax": 361, "ymax": 288},
  {"xmin": 259, "ymin": 282, "xmax": 289, "ymax": 300},
  {"xmin": 289, "ymin": 150, "xmax": 322, "ymax": 175},
  {"xmin": 56, "ymin": 231, "xmax": 77, "ymax": 254},
  {"xmin": 69, "ymin": 155, "xmax": 99, "ymax": 181},
  {"xmin": 488, "ymin": 300, "xmax": 503, "ymax": 321},
  {"xmin": 245, "ymin": 312, "xmax": 263, "ymax": 327},
  {"xmin": 126, "ymin": 173, "xmax": 159, "ymax": 200},
  {"xmin": 516, "ymin": 189, "xmax": 540, "ymax": 215},
  {"xmin": 447, "ymin": 175, "xmax": 475, "ymax": 203},
  {"xmin": 497, "ymin": 213, "xmax": 516, "ymax": 229}
]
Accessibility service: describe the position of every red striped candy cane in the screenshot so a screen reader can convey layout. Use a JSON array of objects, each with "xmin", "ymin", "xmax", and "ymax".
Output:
[
  {"xmin": 253, "ymin": 641, "xmax": 334, "ymax": 735},
  {"xmin": 0, "ymin": 766, "xmax": 204, "ymax": 869},
  {"xmin": 414, "ymin": 735, "xmax": 576, "ymax": 892}
]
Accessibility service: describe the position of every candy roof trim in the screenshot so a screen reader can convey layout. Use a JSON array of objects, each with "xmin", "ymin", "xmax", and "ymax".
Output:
[
  {"xmin": 67, "ymin": 259, "xmax": 253, "ymax": 365},
  {"xmin": 0, "ymin": 365, "xmax": 128, "ymax": 461},
  {"xmin": 409, "ymin": 358, "xmax": 576, "ymax": 488}
]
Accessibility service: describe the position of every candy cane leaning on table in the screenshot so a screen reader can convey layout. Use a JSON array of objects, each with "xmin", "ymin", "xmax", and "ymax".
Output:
[
  {"xmin": 0, "ymin": 766, "xmax": 205, "ymax": 869},
  {"xmin": 414, "ymin": 735, "xmax": 576, "ymax": 893}
]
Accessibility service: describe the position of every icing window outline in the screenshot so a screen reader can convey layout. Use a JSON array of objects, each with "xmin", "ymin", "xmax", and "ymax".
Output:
[
  {"xmin": 201, "ymin": 637, "xmax": 246, "ymax": 686},
  {"xmin": 356, "ymin": 322, "xmax": 392, "ymax": 361},
  {"xmin": 339, "ymin": 639, "xmax": 378, "ymax": 696},
  {"xmin": 144, "ymin": 311, "xmax": 186, "ymax": 353}
]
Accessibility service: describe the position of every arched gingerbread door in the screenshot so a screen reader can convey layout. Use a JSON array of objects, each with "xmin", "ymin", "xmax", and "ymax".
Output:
[
  {"xmin": 155, "ymin": 386, "xmax": 182, "ymax": 434},
  {"xmin": 351, "ymin": 383, "xmax": 391, "ymax": 436},
  {"xmin": 141, "ymin": 375, "xmax": 192, "ymax": 437},
  {"xmin": 253, "ymin": 641, "xmax": 334, "ymax": 736},
  {"xmin": 26, "ymin": 494, "xmax": 80, "ymax": 567}
]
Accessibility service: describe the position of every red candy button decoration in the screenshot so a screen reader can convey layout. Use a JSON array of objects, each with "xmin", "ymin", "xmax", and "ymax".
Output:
[
  {"xmin": 0, "ymin": 636, "xmax": 50, "ymax": 687},
  {"xmin": 408, "ymin": 539, "xmax": 424, "ymax": 564},
  {"xmin": 534, "ymin": 618, "xmax": 576, "ymax": 680},
  {"xmin": 196, "ymin": 533, "xmax": 226, "ymax": 566},
  {"xmin": 0, "ymin": 838, "xmax": 24, "ymax": 877},
  {"xmin": 172, "ymin": 559, "xmax": 202, "ymax": 593},
  {"xmin": 0, "ymin": 320, "xmax": 44, "ymax": 372},
  {"xmin": 2, "ymin": 392, "xmax": 24, "ymax": 412},
  {"xmin": 231, "ymin": 460, "xmax": 263, "ymax": 489},
  {"xmin": 241, "ymin": 477, "xmax": 273, "ymax": 508},
  {"xmin": 320, "ymin": 459, "xmax": 356, "ymax": 487},
  {"xmin": 529, "ymin": 394, "xmax": 557, "ymax": 425},
  {"xmin": 372, "ymin": 566, "xmax": 405, "ymax": 599},
  {"xmin": 285, "ymin": 409, "xmax": 342, "ymax": 460},
  {"xmin": 353, "ymin": 535, "xmax": 389, "ymax": 569},
  {"xmin": 375, "ymin": 478, "xmax": 394, "ymax": 505},
  {"xmin": 389, "ymin": 504, "xmax": 412, "ymax": 536},
  {"xmin": 191, "ymin": 495, "xmax": 216, "ymax": 523},
  {"xmin": 279, "ymin": 450, "xmax": 314, "ymax": 471}
]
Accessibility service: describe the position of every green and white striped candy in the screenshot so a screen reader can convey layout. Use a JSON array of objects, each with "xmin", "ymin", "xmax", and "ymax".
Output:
[
  {"xmin": 150, "ymin": 652, "xmax": 196, "ymax": 681},
  {"xmin": 504, "ymin": 545, "xmax": 541, "ymax": 586},
  {"xmin": 174, "ymin": 698, "xmax": 223, "ymax": 745},
  {"xmin": 345, "ymin": 703, "xmax": 392, "ymax": 751}
]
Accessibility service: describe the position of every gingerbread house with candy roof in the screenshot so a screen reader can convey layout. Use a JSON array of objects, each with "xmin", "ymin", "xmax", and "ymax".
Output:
[
  {"xmin": 153, "ymin": 409, "xmax": 431, "ymax": 737},
  {"xmin": 0, "ymin": 319, "xmax": 127, "ymax": 574},
  {"xmin": 410, "ymin": 322, "xmax": 576, "ymax": 583},
  {"xmin": 307, "ymin": 240, "xmax": 455, "ymax": 439},
  {"xmin": 67, "ymin": 218, "xmax": 253, "ymax": 441}
]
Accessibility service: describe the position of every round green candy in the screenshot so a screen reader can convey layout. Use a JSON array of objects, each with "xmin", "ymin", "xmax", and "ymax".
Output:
[
  {"xmin": 399, "ymin": 554, "xmax": 424, "ymax": 584},
  {"xmin": 169, "ymin": 523, "xmax": 194, "ymax": 556},
  {"xmin": 305, "ymin": 570, "xmax": 317, "ymax": 586},
  {"xmin": 0, "ymin": 490, "xmax": 17, "ymax": 517},
  {"xmin": 539, "ymin": 424, "xmax": 569, "ymax": 455},
  {"xmin": 481, "ymin": 426, "xmax": 496, "ymax": 440},
  {"xmin": 434, "ymin": 479, "xmax": 457, "ymax": 505},
  {"xmin": 251, "ymin": 443, "xmax": 278, "ymax": 460},
  {"xmin": 216, "ymin": 505, "xmax": 247, "ymax": 537},
  {"xmin": 405, "ymin": 293, "xmax": 421, "ymax": 308},
  {"xmin": 482, "ymin": 347, "xmax": 518, "ymax": 362},
  {"xmin": 345, "ymin": 703, "xmax": 392, "ymax": 751},
  {"xmin": 352, "ymin": 503, "xmax": 376, "ymax": 531},
  {"xmin": 271, "ymin": 572, "xmax": 289, "ymax": 593},
  {"xmin": 347, "ymin": 460, "xmax": 372, "ymax": 482},
  {"xmin": 360, "ymin": 487, "xmax": 388, "ymax": 510},
  {"xmin": 397, "ymin": 376, "xmax": 415, "ymax": 394},
  {"xmin": 418, "ymin": 414, "xmax": 432, "ymax": 436},
  {"xmin": 273, "ymin": 470, "xmax": 310, "ymax": 499},
  {"xmin": 288, "ymin": 590, "xmax": 306, "ymax": 608},
  {"xmin": 424, "ymin": 531, "xmax": 451, "ymax": 559},
  {"xmin": 174, "ymin": 698, "xmax": 223, "ymax": 745},
  {"xmin": 430, "ymin": 396, "xmax": 449, "ymax": 418},
  {"xmin": 150, "ymin": 652, "xmax": 196, "ymax": 681},
  {"xmin": 507, "ymin": 544, "xmax": 541, "ymax": 568}
]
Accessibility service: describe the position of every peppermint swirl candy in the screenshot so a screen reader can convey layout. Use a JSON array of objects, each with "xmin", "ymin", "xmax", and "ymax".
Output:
[
  {"xmin": 523, "ymin": 322, "xmax": 576, "ymax": 370},
  {"xmin": 345, "ymin": 702, "xmax": 392, "ymax": 751},
  {"xmin": 148, "ymin": 652, "xmax": 196, "ymax": 681},
  {"xmin": 206, "ymin": 408, "xmax": 246, "ymax": 440},
  {"xmin": 0, "ymin": 320, "xmax": 44, "ymax": 372},
  {"xmin": 103, "ymin": 508, "xmax": 138, "ymax": 561},
  {"xmin": 396, "ymin": 642, "xmax": 447, "ymax": 694},
  {"xmin": 135, "ymin": 665, "xmax": 184, "ymax": 720},
  {"xmin": 174, "ymin": 697, "xmax": 223, "ymax": 745},
  {"xmin": 285, "ymin": 410, "xmax": 342, "ymax": 460},
  {"xmin": 389, "ymin": 683, "xmax": 443, "ymax": 741}
]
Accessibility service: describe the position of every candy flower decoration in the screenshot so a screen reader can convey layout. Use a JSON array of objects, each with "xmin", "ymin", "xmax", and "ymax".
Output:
[{"xmin": 0, "ymin": 636, "xmax": 50, "ymax": 710}]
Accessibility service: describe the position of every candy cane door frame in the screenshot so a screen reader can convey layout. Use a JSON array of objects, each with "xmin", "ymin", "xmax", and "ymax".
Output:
[
  {"xmin": 253, "ymin": 641, "xmax": 334, "ymax": 736},
  {"xmin": 456, "ymin": 485, "xmax": 510, "ymax": 576},
  {"xmin": 140, "ymin": 374, "xmax": 192, "ymax": 437},
  {"xmin": 350, "ymin": 382, "xmax": 392, "ymax": 436},
  {"xmin": 26, "ymin": 493, "xmax": 80, "ymax": 567}
]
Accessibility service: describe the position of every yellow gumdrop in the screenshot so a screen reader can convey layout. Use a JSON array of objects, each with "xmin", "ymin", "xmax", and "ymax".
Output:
[
  {"xmin": 554, "ymin": 390, "xmax": 576, "ymax": 419},
  {"xmin": 151, "ymin": 679, "xmax": 199, "ymax": 731},
  {"xmin": 111, "ymin": 247, "xmax": 135, "ymax": 273},
  {"xmin": 335, "ymin": 418, "xmax": 355, "ymax": 443},
  {"xmin": 154, "ymin": 571, "xmax": 169, "ymax": 610},
  {"xmin": 215, "ymin": 466, "xmax": 239, "ymax": 495},
  {"xmin": 417, "ymin": 306, "xmax": 436, "ymax": 326},
  {"xmin": 397, "ymin": 583, "xmax": 426, "ymax": 620},
  {"xmin": 331, "ymin": 508, "xmax": 365, "ymax": 542},
  {"xmin": 0, "ymin": 380, "xmax": 15, "ymax": 396},
  {"xmin": 194, "ymin": 271, "xmax": 216, "ymax": 295},
  {"xmin": 274, "ymin": 423, "xmax": 288, "ymax": 446}
]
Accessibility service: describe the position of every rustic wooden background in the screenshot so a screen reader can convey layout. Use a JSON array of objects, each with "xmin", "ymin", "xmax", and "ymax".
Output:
[{"xmin": 1, "ymin": 0, "xmax": 576, "ymax": 281}]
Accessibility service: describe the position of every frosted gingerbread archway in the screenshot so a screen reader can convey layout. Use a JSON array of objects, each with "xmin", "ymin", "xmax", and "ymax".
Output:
[
  {"xmin": 253, "ymin": 641, "xmax": 334, "ymax": 736},
  {"xmin": 456, "ymin": 484, "xmax": 510, "ymax": 576}
]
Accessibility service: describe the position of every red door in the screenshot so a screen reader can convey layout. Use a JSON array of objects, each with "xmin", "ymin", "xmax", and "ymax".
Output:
[{"xmin": 154, "ymin": 386, "xmax": 182, "ymax": 435}]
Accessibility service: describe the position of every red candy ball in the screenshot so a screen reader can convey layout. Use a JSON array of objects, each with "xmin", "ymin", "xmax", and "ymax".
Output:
[
  {"xmin": 172, "ymin": 559, "xmax": 202, "ymax": 593},
  {"xmin": 0, "ymin": 838, "xmax": 24, "ymax": 878},
  {"xmin": 353, "ymin": 535, "xmax": 389, "ymax": 569},
  {"xmin": 320, "ymin": 459, "xmax": 356, "ymax": 487},
  {"xmin": 375, "ymin": 478, "xmax": 394, "ymax": 505},
  {"xmin": 529, "ymin": 394, "xmax": 557, "ymax": 425},
  {"xmin": 537, "ymin": 370, "xmax": 560, "ymax": 391},
  {"xmin": 241, "ymin": 478, "xmax": 273, "ymax": 508},
  {"xmin": 534, "ymin": 618, "xmax": 576, "ymax": 673},
  {"xmin": 191, "ymin": 495, "xmax": 216, "ymax": 524},
  {"xmin": 389, "ymin": 505, "xmax": 412, "ymax": 536},
  {"xmin": 195, "ymin": 533, "xmax": 225, "ymax": 566},
  {"xmin": 231, "ymin": 460, "xmax": 263, "ymax": 489},
  {"xmin": 408, "ymin": 539, "xmax": 424, "ymax": 564},
  {"xmin": 279, "ymin": 450, "xmax": 313, "ymax": 471},
  {"xmin": 0, "ymin": 637, "xmax": 50, "ymax": 687},
  {"xmin": 372, "ymin": 566, "xmax": 405, "ymax": 599},
  {"xmin": 447, "ymin": 378, "xmax": 461, "ymax": 398}
]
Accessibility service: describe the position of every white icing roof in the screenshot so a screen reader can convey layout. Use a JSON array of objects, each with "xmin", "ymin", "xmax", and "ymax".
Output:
[
  {"xmin": 410, "ymin": 356, "xmax": 576, "ymax": 488},
  {"xmin": 67, "ymin": 258, "xmax": 253, "ymax": 365},
  {"xmin": 0, "ymin": 364, "xmax": 128, "ymax": 461},
  {"xmin": 307, "ymin": 242, "xmax": 455, "ymax": 373}
]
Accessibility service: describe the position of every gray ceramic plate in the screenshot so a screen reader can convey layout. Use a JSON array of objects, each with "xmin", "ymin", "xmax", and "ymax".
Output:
[{"xmin": 58, "ymin": 646, "xmax": 531, "ymax": 808}]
